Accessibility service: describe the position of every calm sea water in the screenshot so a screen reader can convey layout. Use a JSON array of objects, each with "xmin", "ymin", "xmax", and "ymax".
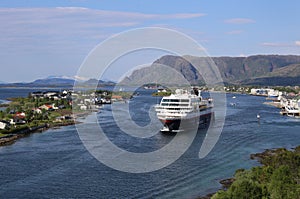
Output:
[{"xmin": 0, "ymin": 88, "xmax": 299, "ymax": 198}]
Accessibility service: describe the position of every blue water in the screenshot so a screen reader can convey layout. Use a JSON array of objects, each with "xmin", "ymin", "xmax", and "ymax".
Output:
[
  {"xmin": 0, "ymin": 88, "xmax": 62, "ymax": 100},
  {"xmin": 0, "ymin": 88, "xmax": 299, "ymax": 198}
]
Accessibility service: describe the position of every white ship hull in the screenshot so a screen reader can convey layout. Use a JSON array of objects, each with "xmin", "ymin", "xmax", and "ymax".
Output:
[{"xmin": 155, "ymin": 89, "xmax": 214, "ymax": 133}]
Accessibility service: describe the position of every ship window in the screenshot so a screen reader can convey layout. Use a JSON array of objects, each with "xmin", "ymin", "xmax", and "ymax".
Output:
[
  {"xmin": 181, "ymin": 104, "xmax": 189, "ymax": 106},
  {"xmin": 170, "ymin": 99, "xmax": 180, "ymax": 102},
  {"xmin": 168, "ymin": 108, "xmax": 180, "ymax": 110},
  {"xmin": 180, "ymin": 99, "xmax": 189, "ymax": 102},
  {"xmin": 169, "ymin": 103, "xmax": 179, "ymax": 106}
]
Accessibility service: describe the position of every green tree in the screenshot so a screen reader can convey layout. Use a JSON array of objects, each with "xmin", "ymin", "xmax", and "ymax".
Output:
[
  {"xmin": 25, "ymin": 109, "xmax": 33, "ymax": 122},
  {"xmin": 0, "ymin": 110, "xmax": 5, "ymax": 119},
  {"xmin": 228, "ymin": 179, "xmax": 262, "ymax": 199},
  {"xmin": 268, "ymin": 165, "xmax": 298, "ymax": 199},
  {"xmin": 5, "ymin": 107, "xmax": 11, "ymax": 114},
  {"xmin": 211, "ymin": 190, "xmax": 230, "ymax": 199}
]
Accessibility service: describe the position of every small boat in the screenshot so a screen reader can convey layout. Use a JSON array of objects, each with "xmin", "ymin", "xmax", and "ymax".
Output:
[{"xmin": 285, "ymin": 106, "xmax": 300, "ymax": 118}]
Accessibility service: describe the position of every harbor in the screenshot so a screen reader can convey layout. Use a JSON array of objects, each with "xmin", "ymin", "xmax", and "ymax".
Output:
[
  {"xmin": 0, "ymin": 87, "xmax": 300, "ymax": 198},
  {"xmin": 1, "ymin": 1, "xmax": 300, "ymax": 198},
  {"xmin": 255, "ymin": 87, "xmax": 300, "ymax": 118}
]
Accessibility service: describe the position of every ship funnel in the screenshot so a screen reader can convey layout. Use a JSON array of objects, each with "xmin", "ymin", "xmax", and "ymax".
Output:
[{"xmin": 192, "ymin": 87, "xmax": 200, "ymax": 96}]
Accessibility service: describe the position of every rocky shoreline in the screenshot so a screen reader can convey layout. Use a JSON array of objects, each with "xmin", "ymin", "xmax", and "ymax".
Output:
[
  {"xmin": 198, "ymin": 178, "xmax": 235, "ymax": 199},
  {"xmin": 0, "ymin": 121, "xmax": 77, "ymax": 147},
  {"xmin": 0, "ymin": 109, "xmax": 92, "ymax": 147},
  {"xmin": 198, "ymin": 147, "xmax": 299, "ymax": 199}
]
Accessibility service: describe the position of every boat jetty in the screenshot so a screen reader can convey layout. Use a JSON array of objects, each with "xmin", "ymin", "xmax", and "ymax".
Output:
[
  {"xmin": 279, "ymin": 97, "xmax": 300, "ymax": 118},
  {"xmin": 256, "ymin": 87, "xmax": 300, "ymax": 118}
]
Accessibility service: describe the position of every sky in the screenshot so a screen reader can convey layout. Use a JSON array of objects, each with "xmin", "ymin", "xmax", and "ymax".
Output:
[{"xmin": 0, "ymin": 0, "xmax": 300, "ymax": 82}]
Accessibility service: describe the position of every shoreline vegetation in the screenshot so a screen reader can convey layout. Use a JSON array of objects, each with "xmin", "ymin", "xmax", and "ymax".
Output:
[
  {"xmin": 0, "ymin": 88, "xmax": 137, "ymax": 146},
  {"xmin": 0, "ymin": 91, "xmax": 73, "ymax": 146},
  {"xmin": 0, "ymin": 120, "xmax": 77, "ymax": 147},
  {"xmin": 199, "ymin": 146, "xmax": 300, "ymax": 199}
]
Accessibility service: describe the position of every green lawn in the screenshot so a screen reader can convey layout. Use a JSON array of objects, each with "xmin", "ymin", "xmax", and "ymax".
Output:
[{"xmin": 0, "ymin": 133, "xmax": 7, "ymax": 137}]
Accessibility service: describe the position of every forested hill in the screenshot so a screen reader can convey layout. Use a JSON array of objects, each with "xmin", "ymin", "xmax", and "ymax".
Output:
[{"xmin": 123, "ymin": 55, "xmax": 300, "ymax": 86}]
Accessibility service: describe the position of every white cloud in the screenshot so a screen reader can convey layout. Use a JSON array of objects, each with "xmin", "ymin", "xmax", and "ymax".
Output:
[
  {"xmin": 261, "ymin": 41, "xmax": 300, "ymax": 48},
  {"xmin": 0, "ymin": 7, "xmax": 207, "ymax": 82},
  {"xmin": 0, "ymin": 7, "xmax": 204, "ymax": 24},
  {"xmin": 224, "ymin": 18, "xmax": 255, "ymax": 24},
  {"xmin": 261, "ymin": 42, "xmax": 289, "ymax": 47},
  {"xmin": 0, "ymin": 7, "xmax": 206, "ymax": 52},
  {"xmin": 56, "ymin": 6, "xmax": 89, "ymax": 11}
]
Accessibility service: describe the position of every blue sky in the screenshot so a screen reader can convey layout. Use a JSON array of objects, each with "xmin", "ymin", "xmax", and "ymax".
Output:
[{"xmin": 1, "ymin": 0, "xmax": 300, "ymax": 82}]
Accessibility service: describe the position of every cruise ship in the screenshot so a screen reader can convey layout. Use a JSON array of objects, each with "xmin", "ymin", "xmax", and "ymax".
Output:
[{"xmin": 155, "ymin": 89, "xmax": 214, "ymax": 132}]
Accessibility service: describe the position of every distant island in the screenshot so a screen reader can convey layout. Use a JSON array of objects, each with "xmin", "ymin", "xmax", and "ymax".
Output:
[{"xmin": 0, "ymin": 76, "xmax": 116, "ymax": 88}]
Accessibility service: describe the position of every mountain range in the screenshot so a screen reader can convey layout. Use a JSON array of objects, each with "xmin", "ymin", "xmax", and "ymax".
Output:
[
  {"xmin": 2, "ymin": 55, "xmax": 300, "ymax": 87},
  {"xmin": 122, "ymin": 55, "xmax": 300, "ymax": 86},
  {"xmin": 0, "ymin": 76, "xmax": 115, "ymax": 88}
]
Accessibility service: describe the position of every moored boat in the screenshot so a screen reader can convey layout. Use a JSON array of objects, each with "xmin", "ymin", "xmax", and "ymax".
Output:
[{"xmin": 279, "ymin": 99, "xmax": 300, "ymax": 118}]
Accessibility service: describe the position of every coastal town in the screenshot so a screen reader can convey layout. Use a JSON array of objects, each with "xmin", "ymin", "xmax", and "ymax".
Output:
[
  {"xmin": 222, "ymin": 85, "xmax": 300, "ymax": 118},
  {"xmin": 0, "ymin": 89, "xmax": 132, "ymax": 146},
  {"xmin": 1, "ymin": 85, "xmax": 299, "ymax": 146},
  {"xmin": 249, "ymin": 87, "xmax": 300, "ymax": 118}
]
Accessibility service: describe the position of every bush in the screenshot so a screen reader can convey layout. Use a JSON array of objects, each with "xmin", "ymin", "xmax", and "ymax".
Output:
[{"xmin": 212, "ymin": 147, "xmax": 300, "ymax": 199}]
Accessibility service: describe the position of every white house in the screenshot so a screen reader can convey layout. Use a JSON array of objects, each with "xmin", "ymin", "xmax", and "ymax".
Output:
[
  {"xmin": 157, "ymin": 88, "xmax": 167, "ymax": 93},
  {"xmin": 80, "ymin": 105, "xmax": 87, "ymax": 110},
  {"xmin": 250, "ymin": 88, "xmax": 274, "ymax": 96},
  {"xmin": 0, "ymin": 121, "xmax": 8, "ymax": 130},
  {"xmin": 32, "ymin": 108, "xmax": 42, "ymax": 114},
  {"xmin": 43, "ymin": 92, "xmax": 59, "ymax": 98}
]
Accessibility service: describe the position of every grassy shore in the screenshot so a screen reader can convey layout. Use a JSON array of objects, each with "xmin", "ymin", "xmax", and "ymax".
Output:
[
  {"xmin": 0, "ymin": 93, "xmax": 78, "ymax": 146},
  {"xmin": 0, "ymin": 120, "xmax": 78, "ymax": 147},
  {"xmin": 0, "ymin": 133, "xmax": 6, "ymax": 137},
  {"xmin": 0, "ymin": 109, "xmax": 92, "ymax": 147},
  {"xmin": 152, "ymin": 91, "xmax": 172, "ymax": 96}
]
